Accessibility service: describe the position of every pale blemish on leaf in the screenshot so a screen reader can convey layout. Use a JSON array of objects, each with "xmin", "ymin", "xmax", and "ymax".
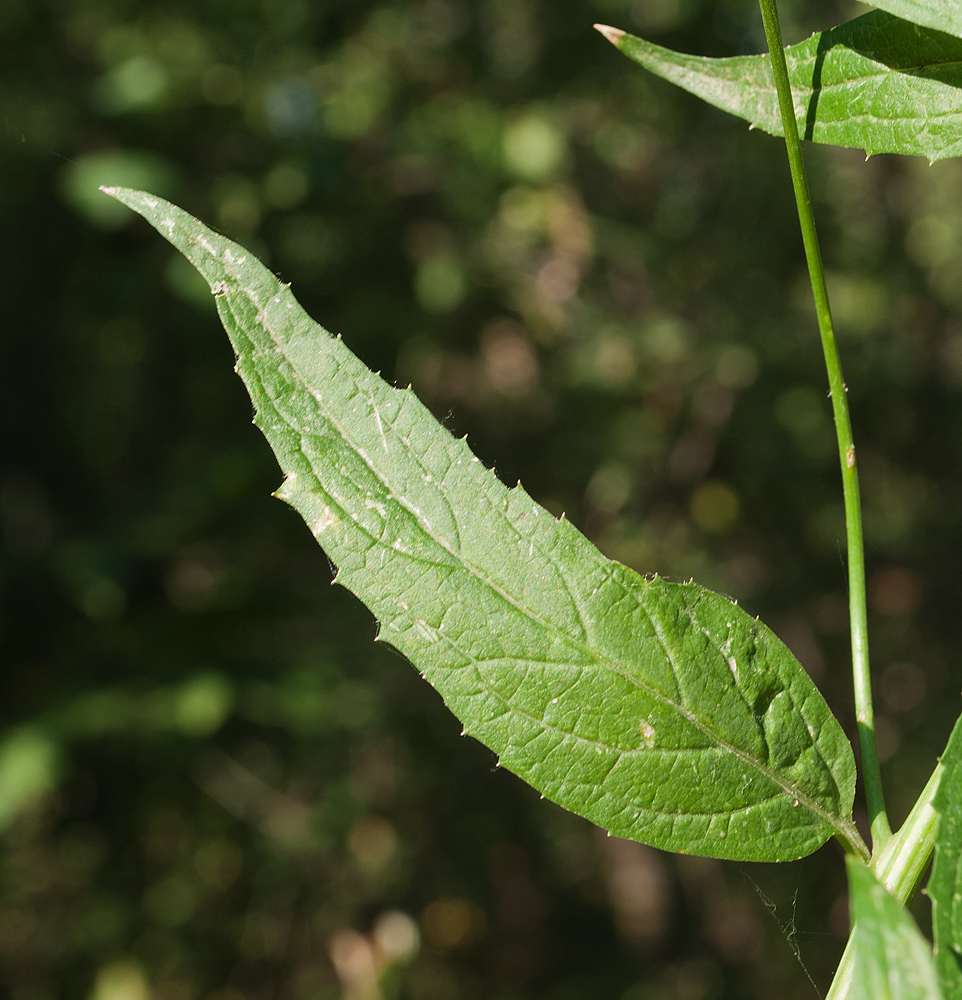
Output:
[{"xmin": 312, "ymin": 506, "xmax": 338, "ymax": 536}]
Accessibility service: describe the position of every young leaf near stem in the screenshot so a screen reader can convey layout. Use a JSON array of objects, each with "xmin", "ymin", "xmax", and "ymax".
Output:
[
  {"xmin": 845, "ymin": 858, "xmax": 942, "ymax": 1000},
  {"xmin": 928, "ymin": 716, "xmax": 962, "ymax": 999},
  {"xmin": 825, "ymin": 764, "xmax": 944, "ymax": 999},
  {"xmin": 755, "ymin": 0, "xmax": 890, "ymax": 853}
]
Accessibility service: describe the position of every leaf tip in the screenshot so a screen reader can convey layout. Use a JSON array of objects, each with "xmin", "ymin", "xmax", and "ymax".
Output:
[
  {"xmin": 99, "ymin": 185, "xmax": 120, "ymax": 197},
  {"xmin": 594, "ymin": 23, "xmax": 625, "ymax": 46}
]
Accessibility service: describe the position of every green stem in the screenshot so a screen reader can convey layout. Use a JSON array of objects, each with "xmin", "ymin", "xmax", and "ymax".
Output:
[
  {"xmin": 873, "ymin": 760, "xmax": 941, "ymax": 902},
  {"xmin": 756, "ymin": 0, "xmax": 890, "ymax": 851},
  {"xmin": 825, "ymin": 932, "xmax": 855, "ymax": 1000}
]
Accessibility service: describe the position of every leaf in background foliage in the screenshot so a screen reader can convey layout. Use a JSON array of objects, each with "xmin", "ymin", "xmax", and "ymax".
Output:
[
  {"xmin": 929, "ymin": 714, "xmax": 962, "ymax": 999},
  {"xmin": 103, "ymin": 186, "xmax": 862, "ymax": 864},
  {"xmin": 597, "ymin": 10, "xmax": 962, "ymax": 162},
  {"xmin": 0, "ymin": 730, "xmax": 60, "ymax": 833},
  {"xmin": 858, "ymin": 0, "xmax": 962, "ymax": 42},
  {"xmin": 848, "ymin": 858, "xmax": 943, "ymax": 1000}
]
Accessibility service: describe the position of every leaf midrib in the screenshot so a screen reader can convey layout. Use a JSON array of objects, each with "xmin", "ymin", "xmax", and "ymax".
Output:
[
  {"xmin": 222, "ymin": 277, "xmax": 858, "ymax": 848},
  {"xmin": 430, "ymin": 620, "xmax": 829, "ymax": 832}
]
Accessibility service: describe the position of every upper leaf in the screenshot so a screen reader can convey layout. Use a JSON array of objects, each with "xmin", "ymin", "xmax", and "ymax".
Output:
[
  {"xmin": 929, "ymin": 714, "xmax": 962, "ymax": 999},
  {"xmin": 104, "ymin": 186, "xmax": 862, "ymax": 864},
  {"xmin": 859, "ymin": 0, "xmax": 962, "ymax": 42},
  {"xmin": 848, "ymin": 858, "xmax": 943, "ymax": 1000},
  {"xmin": 598, "ymin": 10, "xmax": 962, "ymax": 162}
]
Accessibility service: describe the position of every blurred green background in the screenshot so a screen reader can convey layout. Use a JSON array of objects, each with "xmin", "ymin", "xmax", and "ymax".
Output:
[{"xmin": 3, "ymin": 0, "xmax": 962, "ymax": 997}]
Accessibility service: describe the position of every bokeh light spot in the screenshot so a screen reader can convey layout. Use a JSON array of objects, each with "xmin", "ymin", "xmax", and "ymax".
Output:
[
  {"xmin": 503, "ymin": 114, "xmax": 565, "ymax": 181},
  {"xmin": 348, "ymin": 815, "xmax": 398, "ymax": 872},
  {"xmin": 415, "ymin": 254, "xmax": 466, "ymax": 313},
  {"xmin": 421, "ymin": 898, "xmax": 487, "ymax": 949},
  {"xmin": 689, "ymin": 481, "xmax": 739, "ymax": 534},
  {"xmin": 90, "ymin": 961, "xmax": 150, "ymax": 1000}
]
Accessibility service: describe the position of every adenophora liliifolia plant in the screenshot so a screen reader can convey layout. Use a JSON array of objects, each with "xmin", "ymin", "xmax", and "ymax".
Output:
[{"xmin": 101, "ymin": 0, "xmax": 962, "ymax": 992}]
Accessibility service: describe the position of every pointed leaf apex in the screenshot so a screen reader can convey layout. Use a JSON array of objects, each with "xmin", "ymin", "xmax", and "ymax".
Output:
[
  {"xmin": 594, "ymin": 23, "xmax": 625, "ymax": 46},
  {"xmin": 100, "ymin": 185, "xmax": 120, "ymax": 196}
]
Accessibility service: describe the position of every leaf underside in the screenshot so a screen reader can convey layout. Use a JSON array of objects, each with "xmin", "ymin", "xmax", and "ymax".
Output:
[
  {"xmin": 929, "ymin": 714, "xmax": 962, "ymax": 999},
  {"xmin": 860, "ymin": 0, "xmax": 962, "ymax": 43},
  {"xmin": 105, "ymin": 186, "xmax": 859, "ymax": 864},
  {"xmin": 848, "ymin": 859, "xmax": 943, "ymax": 1000},
  {"xmin": 608, "ymin": 10, "xmax": 962, "ymax": 162}
]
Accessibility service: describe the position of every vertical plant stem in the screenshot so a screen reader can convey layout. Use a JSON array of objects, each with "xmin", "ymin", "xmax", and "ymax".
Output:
[{"xmin": 756, "ymin": 0, "xmax": 890, "ymax": 850}]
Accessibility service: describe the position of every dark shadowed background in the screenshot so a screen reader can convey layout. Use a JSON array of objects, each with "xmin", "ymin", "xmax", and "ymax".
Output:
[{"xmin": 3, "ymin": 0, "xmax": 961, "ymax": 998}]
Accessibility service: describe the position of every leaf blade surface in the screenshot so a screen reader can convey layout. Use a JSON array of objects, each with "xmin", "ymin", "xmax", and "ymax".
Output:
[
  {"xmin": 104, "ymin": 186, "xmax": 861, "ymax": 864},
  {"xmin": 858, "ymin": 0, "xmax": 962, "ymax": 42},
  {"xmin": 929, "ymin": 714, "xmax": 962, "ymax": 999},
  {"xmin": 601, "ymin": 10, "xmax": 962, "ymax": 161},
  {"xmin": 848, "ymin": 858, "xmax": 943, "ymax": 1000}
]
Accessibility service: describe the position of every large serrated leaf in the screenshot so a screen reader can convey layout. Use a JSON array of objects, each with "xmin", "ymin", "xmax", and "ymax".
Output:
[
  {"xmin": 848, "ymin": 858, "xmax": 943, "ymax": 1000},
  {"xmin": 103, "ymin": 186, "xmax": 862, "ymax": 864},
  {"xmin": 929, "ymin": 714, "xmax": 962, "ymax": 999},
  {"xmin": 599, "ymin": 10, "xmax": 962, "ymax": 162},
  {"xmin": 859, "ymin": 0, "xmax": 962, "ymax": 42}
]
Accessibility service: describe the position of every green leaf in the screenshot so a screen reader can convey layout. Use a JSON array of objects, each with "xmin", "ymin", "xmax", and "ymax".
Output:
[
  {"xmin": 858, "ymin": 0, "xmax": 962, "ymax": 42},
  {"xmin": 597, "ymin": 10, "xmax": 962, "ymax": 162},
  {"xmin": 929, "ymin": 714, "xmax": 962, "ymax": 999},
  {"xmin": 848, "ymin": 858, "xmax": 943, "ymax": 1000},
  {"xmin": 103, "ymin": 186, "xmax": 863, "ymax": 864}
]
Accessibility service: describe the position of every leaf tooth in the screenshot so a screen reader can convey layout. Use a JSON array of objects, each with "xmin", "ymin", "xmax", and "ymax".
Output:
[{"xmin": 273, "ymin": 471, "xmax": 297, "ymax": 500}]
